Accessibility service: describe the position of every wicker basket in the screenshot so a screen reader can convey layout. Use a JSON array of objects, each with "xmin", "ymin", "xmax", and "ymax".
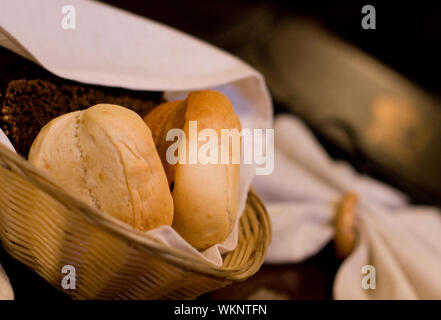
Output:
[{"xmin": 0, "ymin": 143, "xmax": 271, "ymax": 299}]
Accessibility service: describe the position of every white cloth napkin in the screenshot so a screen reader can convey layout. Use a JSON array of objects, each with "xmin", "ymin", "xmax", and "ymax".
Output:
[
  {"xmin": 253, "ymin": 114, "xmax": 441, "ymax": 299},
  {"xmin": 0, "ymin": 121, "xmax": 14, "ymax": 299},
  {"xmin": 0, "ymin": 264, "xmax": 13, "ymax": 300},
  {"xmin": 0, "ymin": 0, "xmax": 272, "ymax": 267}
]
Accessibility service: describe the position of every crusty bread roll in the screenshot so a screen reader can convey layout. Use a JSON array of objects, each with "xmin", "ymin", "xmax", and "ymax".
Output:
[
  {"xmin": 145, "ymin": 91, "xmax": 241, "ymax": 250},
  {"xmin": 29, "ymin": 104, "xmax": 173, "ymax": 231}
]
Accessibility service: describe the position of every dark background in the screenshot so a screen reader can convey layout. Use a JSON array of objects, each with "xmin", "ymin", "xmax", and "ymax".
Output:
[
  {"xmin": 101, "ymin": 0, "xmax": 441, "ymax": 97},
  {"xmin": 2, "ymin": 0, "xmax": 441, "ymax": 300}
]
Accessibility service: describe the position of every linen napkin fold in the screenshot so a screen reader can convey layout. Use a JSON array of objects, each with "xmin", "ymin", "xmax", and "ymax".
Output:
[
  {"xmin": 0, "ymin": 130, "xmax": 14, "ymax": 299},
  {"xmin": 253, "ymin": 114, "xmax": 441, "ymax": 299},
  {"xmin": 0, "ymin": 264, "xmax": 13, "ymax": 300}
]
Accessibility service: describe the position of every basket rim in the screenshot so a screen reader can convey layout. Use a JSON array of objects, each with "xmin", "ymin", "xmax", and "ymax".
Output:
[{"xmin": 0, "ymin": 144, "xmax": 271, "ymax": 281}]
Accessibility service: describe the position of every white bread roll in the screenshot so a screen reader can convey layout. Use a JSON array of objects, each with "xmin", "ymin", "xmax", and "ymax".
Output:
[
  {"xmin": 29, "ymin": 104, "xmax": 173, "ymax": 231},
  {"xmin": 145, "ymin": 91, "xmax": 241, "ymax": 250}
]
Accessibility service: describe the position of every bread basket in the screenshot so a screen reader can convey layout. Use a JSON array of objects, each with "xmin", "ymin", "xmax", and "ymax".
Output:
[{"xmin": 0, "ymin": 142, "xmax": 271, "ymax": 299}]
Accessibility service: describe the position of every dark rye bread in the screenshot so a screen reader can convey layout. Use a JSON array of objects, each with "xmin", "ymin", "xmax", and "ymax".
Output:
[{"xmin": 0, "ymin": 47, "xmax": 163, "ymax": 157}]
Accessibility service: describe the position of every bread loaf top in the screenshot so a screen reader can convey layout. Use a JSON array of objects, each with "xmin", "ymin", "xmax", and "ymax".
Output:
[{"xmin": 29, "ymin": 104, "xmax": 174, "ymax": 231}]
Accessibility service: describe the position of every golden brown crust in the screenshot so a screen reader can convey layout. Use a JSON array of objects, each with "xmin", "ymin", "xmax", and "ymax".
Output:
[
  {"xmin": 185, "ymin": 91, "xmax": 242, "ymax": 133},
  {"xmin": 144, "ymin": 90, "xmax": 241, "ymax": 250},
  {"xmin": 144, "ymin": 100, "xmax": 183, "ymax": 144},
  {"xmin": 334, "ymin": 192, "xmax": 358, "ymax": 259},
  {"xmin": 144, "ymin": 100, "xmax": 186, "ymax": 185}
]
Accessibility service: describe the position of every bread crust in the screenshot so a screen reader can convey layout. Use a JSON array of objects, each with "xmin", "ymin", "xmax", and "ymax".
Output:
[
  {"xmin": 29, "ymin": 104, "xmax": 173, "ymax": 231},
  {"xmin": 145, "ymin": 91, "xmax": 241, "ymax": 249}
]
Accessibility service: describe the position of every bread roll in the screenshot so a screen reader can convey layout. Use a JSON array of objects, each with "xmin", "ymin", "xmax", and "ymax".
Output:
[
  {"xmin": 29, "ymin": 104, "xmax": 173, "ymax": 231},
  {"xmin": 145, "ymin": 91, "xmax": 241, "ymax": 250}
]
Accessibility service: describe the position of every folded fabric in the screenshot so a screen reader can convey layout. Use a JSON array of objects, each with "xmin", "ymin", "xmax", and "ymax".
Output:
[
  {"xmin": 0, "ymin": 130, "xmax": 14, "ymax": 300},
  {"xmin": 253, "ymin": 114, "xmax": 441, "ymax": 299},
  {"xmin": 0, "ymin": 264, "xmax": 13, "ymax": 300}
]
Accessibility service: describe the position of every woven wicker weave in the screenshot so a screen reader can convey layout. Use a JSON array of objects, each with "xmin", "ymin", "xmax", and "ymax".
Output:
[{"xmin": 0, "ymin": 144, "xmax": 271, "ymax": 299}]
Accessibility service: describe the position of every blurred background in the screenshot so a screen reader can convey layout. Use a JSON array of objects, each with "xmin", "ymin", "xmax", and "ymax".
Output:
[{"xmin": 3, "ymin": 0, "xmax": 441, "ymax": 300}]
